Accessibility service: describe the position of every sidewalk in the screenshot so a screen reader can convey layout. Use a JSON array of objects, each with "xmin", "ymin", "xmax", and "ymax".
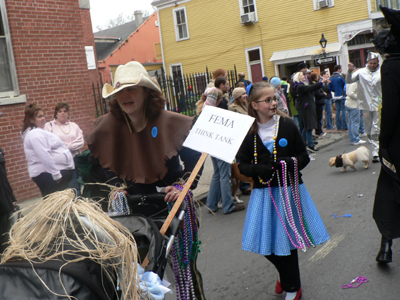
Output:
[{"xmin": 19, "ymin": 130, "xmax": 347, "ymax": 209}]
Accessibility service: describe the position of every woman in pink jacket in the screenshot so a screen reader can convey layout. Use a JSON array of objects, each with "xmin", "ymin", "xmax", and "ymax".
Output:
[{"xmin": 44, "ymin": 102, "xmax": 84, "ymax": 193}]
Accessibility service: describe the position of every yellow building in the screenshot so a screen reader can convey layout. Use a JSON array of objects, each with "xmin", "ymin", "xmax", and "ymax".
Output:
[{"xmin": 152, "ymin": 0, "xmax": 394, "ymax": 81}]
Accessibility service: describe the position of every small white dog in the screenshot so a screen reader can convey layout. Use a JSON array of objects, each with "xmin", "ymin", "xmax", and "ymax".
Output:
[{"xmin": 329, "ymin": 146, "xmax": 370, "ymax": 172}]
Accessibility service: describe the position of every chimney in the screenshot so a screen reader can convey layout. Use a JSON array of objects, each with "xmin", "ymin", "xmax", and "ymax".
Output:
[{"xmin": 134, "ymin": 10, "xmax": 143, "ymax": 28}]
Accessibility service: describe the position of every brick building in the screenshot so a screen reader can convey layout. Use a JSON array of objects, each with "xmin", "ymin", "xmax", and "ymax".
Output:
[{"xmin": 0, "ymin": 0, "xmax": 100, "ymax": 201}]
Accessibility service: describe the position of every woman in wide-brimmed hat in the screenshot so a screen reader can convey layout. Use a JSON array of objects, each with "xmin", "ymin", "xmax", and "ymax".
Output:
[{"xmin": 86, "ymin": 61, "xmax": 206, "ymax": 300}]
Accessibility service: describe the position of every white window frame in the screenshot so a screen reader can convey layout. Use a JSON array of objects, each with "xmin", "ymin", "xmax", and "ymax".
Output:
[
  {"xmin": 313, "ymin": 0, "xmax": 335, "ymax": 10},
  {"xmin": 238, "ymin": 0, "xmax": 258, "ymax": 22},
  {"xmin": 172, "ymin": 6, "xmax": 189, "ymax": 42},
  {"xmin": 245, "ymin": 46, "xmax": 265, "ymax": 83},
  {"xmin": 0, "ymin": 0, "xmax": 26, "ymax": 105}
]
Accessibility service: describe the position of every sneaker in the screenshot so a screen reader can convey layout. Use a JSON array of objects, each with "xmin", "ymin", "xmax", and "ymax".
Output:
[
  {"xmin": 351, "ymin": 140, "xmax": 366, "ymax": 145},
  {"xmin": 372, "ymin": 156, "xmax": 379, "ymax": 163},
  {"xmin": 224, "ymin": 203, "xmax": 245, "ymax": 214},
  {"xmin": 307, "ymin": 145, "xmax": 319, "ymax": 152},
  {"xmin": 233, "ymin": 196, "xmax": 244, "ymax": 204},
  {"xmin": 319, "ymin": 132, "xmax": 327, "ymax": 137},
  {"xmin": 218, "ymin": 201, "xmax": 223, "ymax": 209}
]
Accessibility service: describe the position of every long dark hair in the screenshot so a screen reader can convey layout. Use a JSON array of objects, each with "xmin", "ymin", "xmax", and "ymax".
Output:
[
  {"xmin": 22, "ymin": 103, "xmax": 43, "ymax": 132},
  {"xmin": 247, "ymin": 81, "xmax": 287, "ymax": 134},
  {"xmin": 109, "ymin": 87, "xmax": 166, "ymax": 121}
]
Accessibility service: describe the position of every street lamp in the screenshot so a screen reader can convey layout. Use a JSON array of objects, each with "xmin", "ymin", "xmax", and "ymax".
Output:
[{"xmin": 320, "ymin": 33, "xmax": 327, "ymax": 55}]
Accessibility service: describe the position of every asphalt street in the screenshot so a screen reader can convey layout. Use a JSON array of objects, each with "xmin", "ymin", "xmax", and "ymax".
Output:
[{"xmin": 192, "ymin": 138, "xmax": 398, "ymax": 300}]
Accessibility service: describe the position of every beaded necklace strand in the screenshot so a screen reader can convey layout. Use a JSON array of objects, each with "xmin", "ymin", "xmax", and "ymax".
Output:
[
  {"xmin": 168, "ymin": 184, "xmax": 201, "ymax": 300},
  {"xmin": 254, "ymin": 115, "xmax": 279, "ymax": 185},
  {"xmin": 57, "ymin": 121, "xmax": 72, "ymax": 135},
  {"xmin": 277, "ymin": 162, "xmax": 306, "ymax": 250},
  {"xmin": 253, "ymin": 114, "xmax": 314, "ymax": 251}
]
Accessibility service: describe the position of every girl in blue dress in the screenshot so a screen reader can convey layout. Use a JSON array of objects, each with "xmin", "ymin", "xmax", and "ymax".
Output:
[{"xmin": 238, "ymin": 81, "xmax": 329, "ymax": 300}]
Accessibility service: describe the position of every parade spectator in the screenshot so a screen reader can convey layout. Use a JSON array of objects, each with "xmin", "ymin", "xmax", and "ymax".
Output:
[
  {"xmin": 207, "ymin": 68, "xmax": 227, "ymax": 89},
  {"xmin": 262, "ymin": 76, "xmax": 269, "ymax": 82},
  {"xmin": 229, "ymin": 87, "xmax": 248, "ymax": 114},
  {"xmin": 86, "ymin": 61, "xmax": 207, "ymax": 299},
  {"xmin": 321, "ymin": 70, "xmax": 334, "ymax": 130},
  {"xmin": 372, "ymin": 5, "xmax": 400, "ymax": 264},
  {"xmin": 22, "ymin": 104, "xmax": 74, "ymax": 196},
  {"xmin": 270, "ymin": 77, "xmax": 289, "ymax": 115},
  {"xmin": 311, "ymin": 73, "xmax": 327, "ymax": 137},
  {"xmin": 229, "ymin": 87, "xmax": 249, "ymax": 201},
  {"xmin": 44, "ymin": 103, "xmax": 84, "ymax": 193},
  {"xmin": 329, "ymin": 65, "xmax": 348, "ymax": 131},
  {"xmin": 238, "ymin": 81, "xmax": 329, "ymax": 300},
  {"xmin": 235, "ymin": 81, "xmax": 246, "ymax": 88},
  {"xmin": 203, "ymin": 87, "xmax": 245, "ymax": 214},
  {"xmin": 214, "ymin": 76, "xmax": 230, "ymax": 110},
  {"xmin": 293, "ymin": 72, "xmax": 330, "ymax": 152},
  {"xmin": 291, "ymin": 62, "xmax": 309, "ymax": 135},
  {"xmin": 346, "ymin": 52, "xmax": 382, "ymax": 162},
  {"xmin": 345, "ymin": 82, "xmax": 366, "ymax": 145},
  {"xmin": 288, "ymin": 76, "xmax": 299, "ymax": 128},
  {"xmin": 235, "ymin": 72, "xmax": 251, "ymax": 88}
]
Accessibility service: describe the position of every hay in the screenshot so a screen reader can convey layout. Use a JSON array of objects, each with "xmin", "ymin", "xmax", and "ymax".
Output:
[{"xmin": 1, "ymin": 189, "xmax": 144, "ymax": 300}]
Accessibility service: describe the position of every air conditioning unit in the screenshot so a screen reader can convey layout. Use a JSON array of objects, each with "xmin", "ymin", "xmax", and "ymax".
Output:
[
  {"xmin": 318, "ymin": 0, "xmax": 329, "ymax": 8},
  {"xmin": 241, "ymin": 12, "xmax": 256, "ymax": 24}
]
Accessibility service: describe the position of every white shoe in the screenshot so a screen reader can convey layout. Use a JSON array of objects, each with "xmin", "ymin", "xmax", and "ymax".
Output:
[
  {"xmin": 218, "ymin": 201, "xmax": 223, "ymax": 209},
  {"xmin": 351, "ymin": 140, "xmax": 366, "ymax": 145},
  {"xmin": 233, "ymin": 196, "xmax": 244, "ymax": 204}
]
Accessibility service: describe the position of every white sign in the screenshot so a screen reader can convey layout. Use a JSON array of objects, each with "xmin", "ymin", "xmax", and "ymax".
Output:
[
  {"xmin": 183, "ymin": 106, "xmax": 255, "ymax": 163},
  {"xmin": 85, "ymin": 46, "xmax": 96, "ymax": 70},
  {"xmin": 315, "ymin": 56, "xmax": 335, "ymax": 65}
]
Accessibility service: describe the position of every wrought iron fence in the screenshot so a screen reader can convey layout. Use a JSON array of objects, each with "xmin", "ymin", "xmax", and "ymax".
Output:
[
  {"xmin": 93, "ymin": 65, "xmax": 238, "ymax": 117},
  {"xmin": 92, "ymin": 81, "xmax": 108, "ymax": 118}
]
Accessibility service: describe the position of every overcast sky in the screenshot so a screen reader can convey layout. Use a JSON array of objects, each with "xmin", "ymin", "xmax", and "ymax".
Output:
[{"xmin": 89, "ymin": 0, "xmax": 155, "ymax": 32}]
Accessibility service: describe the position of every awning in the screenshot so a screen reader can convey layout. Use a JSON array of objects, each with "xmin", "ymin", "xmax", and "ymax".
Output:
[{"xmin": 269, "ymin": 42, "xmax": 342, "ymax": 65}]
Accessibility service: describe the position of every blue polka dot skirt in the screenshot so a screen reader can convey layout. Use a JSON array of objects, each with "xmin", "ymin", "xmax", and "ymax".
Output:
[{"xmin": 242, "ymin": 184, "xmax": 329, "ymax": 256}]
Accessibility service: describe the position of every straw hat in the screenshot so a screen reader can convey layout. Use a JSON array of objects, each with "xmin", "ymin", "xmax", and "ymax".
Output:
[
  {"xmin": 102, "ymin": 61, "xmax": 161, "ymax": 98},
  {"xmin": 232, "ymin": 87, "xmax": 246, "ymax": 100}
]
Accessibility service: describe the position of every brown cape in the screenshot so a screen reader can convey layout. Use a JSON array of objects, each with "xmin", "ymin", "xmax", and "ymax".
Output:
[{"xmin": 85, "ymin": 110, "xmax": 193, "ymax": 184}]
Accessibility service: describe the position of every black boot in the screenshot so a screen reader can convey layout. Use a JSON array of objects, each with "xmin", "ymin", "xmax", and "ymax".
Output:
[{"xmin": 376, "ymin": 236, "xmax": 392, "ymax": 263}]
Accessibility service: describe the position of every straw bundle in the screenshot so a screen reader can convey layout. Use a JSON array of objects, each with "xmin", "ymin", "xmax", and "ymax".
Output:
[{"xmin": 1, "ymin": 189, "xmax": 143, "ymax": 300}]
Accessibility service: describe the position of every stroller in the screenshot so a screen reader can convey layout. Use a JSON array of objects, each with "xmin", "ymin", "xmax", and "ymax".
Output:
[{"xmin": 0, "ymin": 190, "xmax": 187, "ymax": 300}]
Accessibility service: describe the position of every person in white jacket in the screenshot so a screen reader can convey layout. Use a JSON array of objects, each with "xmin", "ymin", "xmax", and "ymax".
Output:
[
  {"xmin": 44, "ymin": 102, "xmax": 84, "ymax": 193},
  {"xmin": 345, "ymin": 82, "xmax": 367, "ymax": 145},
  {"xmin": 346, "ymin": 52, "xmax": 382, "ymax": 162},
  {"xmin": 22, "ymin": 104, "xmax": 75, "ymax": 196}
]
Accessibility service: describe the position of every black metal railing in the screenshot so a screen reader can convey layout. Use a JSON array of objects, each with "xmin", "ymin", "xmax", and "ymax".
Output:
[
  {"xmin": 93, "ymin": 65, "xmax": 238, "ymax": 117},
  {"xmin": 92, "ymin": 81, "xmax": 108, "ymax": 118}
]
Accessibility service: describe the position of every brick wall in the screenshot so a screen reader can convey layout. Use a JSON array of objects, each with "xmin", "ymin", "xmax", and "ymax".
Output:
[{"xmin": 1, "ymin": 0, "xmax": 100, "ymax": 202}]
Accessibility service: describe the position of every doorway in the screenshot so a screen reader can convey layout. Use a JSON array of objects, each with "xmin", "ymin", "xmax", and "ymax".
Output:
[{"xmin": 245, "ymin": 46, "xmax": 265, "ymax": 83}]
